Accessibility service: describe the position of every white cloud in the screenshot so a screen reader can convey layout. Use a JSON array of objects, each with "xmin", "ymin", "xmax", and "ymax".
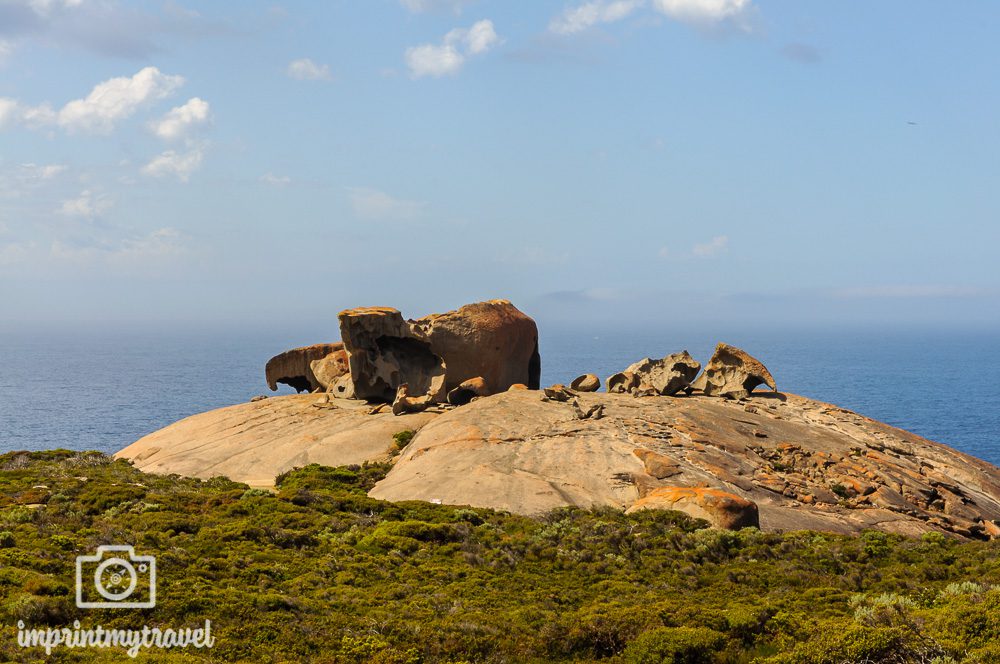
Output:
[
  {"xmin": 405, "ymin": 43, "xmax": 465, "ymax": 78},
  {"xmin": 400, "ymin": 0, "xmax": 473, "ymax": 14},
  {"xmin": 21, "ymin": 163, "xmax": 67, "ymax": 180},
  {"xmin": 20, "ymin": 103, "xmax": 57, "ymax": 129},
  {"xmin": 657, "ymin": 245, "xmax": 670, "ymax": 258},
  {"xmin": 260, "ymin": 173, "xmax": 291, "ymax": 186},
  {"xmin": 651, "ymin": 0, "xmax": 751, "ymax": 24},
  {"xmin": 0, "ymin": 0, "xmax": 215, "ymax": 60},
  {"xmin": 549, "ymin": 0, "xmax": 645, "ymax": 35},
  {"xmin": 463, "ymin": 19, "xmax": 500, "ymax": 54},
  {"xmin": 692, "ymin": 235, "xmax": 728, "ymax": 257},
  {"xmin": 405, "ymin": 19, "xmax": 500, "ymax": 78},
  {"xmin": 149, "ymin": 97, "xmax": 210, "ymax": 141},
  {"xmin": 287, "ymin": 58, "xmax": 332, "ymax": 81},
  {"xmin": 348, "ymin": 187, "xmax": 425, "ymax": 220},
  {"xmin": 141, "ymin": 145, "xmax": 204, "ymax": 182},
  {"xmin": 57, "ymin": 190, "xmax": 114, "ymax": 218},
  {"xmin": 58, "ymin": 66, "xmax": 185, "ymax": 133},
  {"xmin": 116, "ymin": 227, "xmax": 186, "ymax": 259},
  {"xmin": 0, "ymin": 98, "xmax": 21, "ymax": 128},
  {"xmin": 549, "ymin": 0, "xmax": 752, "ymax": 36}
]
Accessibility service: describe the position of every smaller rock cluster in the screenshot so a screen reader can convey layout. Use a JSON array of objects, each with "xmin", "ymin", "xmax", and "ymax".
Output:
[{"xmin": 567, "ymin": 342, "xmax": 777, "ymax": 402}]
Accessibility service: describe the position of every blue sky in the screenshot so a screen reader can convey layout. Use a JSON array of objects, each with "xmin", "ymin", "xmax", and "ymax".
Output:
[{"xmin": 1, "ymin": 0, "xmax": 998, "ymax": 328}]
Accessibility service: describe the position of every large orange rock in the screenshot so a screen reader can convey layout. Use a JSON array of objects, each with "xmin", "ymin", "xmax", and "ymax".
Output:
[
  {"xmin": 339, "ymin": 299, "xmax": 539, "ymax": 402},
  {"xmin": 265, "ymin": 343, "xmax": 348, "ymax": 393},
  {"xmin": 691, "ymin": 343, "xmax": 776, "ymax": 399},
  {"xmin": 627, "ymin": 487, "xmax": 760, "ymax": 529}
]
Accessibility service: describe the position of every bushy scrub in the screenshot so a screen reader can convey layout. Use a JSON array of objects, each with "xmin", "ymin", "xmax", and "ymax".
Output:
[
  {"xmin": 0, "ymin": 450, "xmax": 998, "ymax": 663},
  {"xmin": 622, "ymin": 626, "xmax": 726, "ymax": 663}
]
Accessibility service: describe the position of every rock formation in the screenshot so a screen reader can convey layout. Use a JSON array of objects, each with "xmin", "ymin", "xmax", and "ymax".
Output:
[
  {"xmin": 607, "ymin": 352, "xmax": 701, "ymax": 396},
  {"xmin": 117, "ymin": 305, "xmax": 1000, "ymax": 541},
  {"xmin": 571, "ymin": 374, "xmax": 601, "ymax": 392},
  {"xmin": 337, "ymin": 307, "xmax": 448, "ymax": 403},
  {"xmin": 691, "ymin": 343, "xmax": 776, "ymax": 399},
  {"xmin": 447, "ymin": 377, "xmax": 490, "ymax": 406},
  {"xmin": 626, "ymin": 487, "xmax": 760, "ymax": 530},
  {"xmin": 392, "ymin": 383, "xmax": 435, "ymax": 415},
  {"xmin": 265, "ymin": 343, "xmax": 348, "ymax": 393},
  {"xmin": 338, "ymin": 300, "xmax": 539, "ymax": 403}
]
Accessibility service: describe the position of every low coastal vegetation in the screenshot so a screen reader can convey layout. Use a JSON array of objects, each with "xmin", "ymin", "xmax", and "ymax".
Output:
[{"xmin": 1, "ymin": 450, "xmax": 998, "ymax": 663}]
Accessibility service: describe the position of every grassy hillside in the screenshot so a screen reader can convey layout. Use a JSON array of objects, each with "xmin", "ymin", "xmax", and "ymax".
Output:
[{"xmin": 0, "ymin": 449, "xmax": 998, "ymax": 663}]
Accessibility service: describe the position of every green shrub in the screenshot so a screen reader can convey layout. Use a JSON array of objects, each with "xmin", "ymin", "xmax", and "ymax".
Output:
[
  {"xmin": 0, "ymin": 531, "xmax": 13, "ymax": 548},
  {"xmin": 764, "ymin": 623, "xmax": 923, "ymax": 664},
  {"xmin": 623, "ymin": 626, "xmax": 726, "ymax": 664},
  {"xmin": 392, "ymin": 429, "xmax": 416, "ymax": 450}
]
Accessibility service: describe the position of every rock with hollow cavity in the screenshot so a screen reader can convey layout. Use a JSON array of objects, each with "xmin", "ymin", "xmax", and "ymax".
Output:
[
  {"xmin": 626, "ymin": 487, "xmax": 760, "ymax": 530},
  {"xmin": 571, "ymin": 374, "xmax": 601, "ymax": 392},
  {"xmin": 338, "ymin": 307, "xmax": 448, "ymax": 403},
  {"xmin": 691, "ymin": 343, "xmax": 776, "ymax": 399},
  {"xmin": 338, "ymin": 300, "xmax": 539, "ymax": 403},
  {"xmin": 607, "ymin": 371, "xmax": 640, "ymax": 394},
  {"xmin": 265, "ymin": 343, "xmax": 348, "ymax": 393},
  {"xmin": 447, "ymin": 377, "xmax": 490, "ymax": 405},
  {"xmin": 607, "ymin": 352, "xmax": 701, "ymax": 397}
]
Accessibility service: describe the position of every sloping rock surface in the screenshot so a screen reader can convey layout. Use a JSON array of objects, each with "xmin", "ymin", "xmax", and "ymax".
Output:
[
  {"xmin": 371, "ymin": 390, "xmax": 1000, "ymax": 539},
  {"xmin": 116, "ymin": 395, "xmax": 437, "ymax": 488}
]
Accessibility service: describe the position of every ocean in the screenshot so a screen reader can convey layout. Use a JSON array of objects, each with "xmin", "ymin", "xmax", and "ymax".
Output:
[{"xmin": 1, "ymin": 325, "xmax": 998, "ymax": 467}]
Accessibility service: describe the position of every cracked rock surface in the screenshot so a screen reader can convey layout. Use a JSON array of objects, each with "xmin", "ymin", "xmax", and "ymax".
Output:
[{"xmin": 370, "ymin": 390, "xmax": 1000, "ymax": 539}]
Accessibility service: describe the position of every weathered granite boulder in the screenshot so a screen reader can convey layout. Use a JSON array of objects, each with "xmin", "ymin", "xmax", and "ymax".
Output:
[
  {"xmin": 607, "ymin": 352, "xmax": 701, "ymax": 396},
  {"xmin": 691, "ymin": 343, "xmax": 776, "ymax": 399},
  {"xmin": 392, "ymin": 383, "xmax": 435, "ymax": 415},
  {"xmin": 410, "ymin": 299, "xmax": 540, "ymax": 394},
  {"xmin": 338, "ymin": 300, "xmax": 539, "ymax": 403},
  {"xmin": 447, "ymin": 377, "xmax": 490, "ymax": 405},
  {"xmin": 626, "ymin": 487, "xmax": 760, "ymax": 530},
  {"xmin": 571, "ymin": 374, "xmax": 601, "ymax": 392},
  {"xmin": 265, "ymin": 343, "xmax": 348, "ymax": 393},
  {"xmin": 338, "ymin": 307, "xmax": 447, "ymax": 403},
  {"xmin": 607, "ymin": 371, "xmax": 641, "ymax": 394}
]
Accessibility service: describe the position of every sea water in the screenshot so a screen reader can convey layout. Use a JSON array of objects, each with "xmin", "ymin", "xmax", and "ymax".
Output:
[{"xmin": 1, "ymin": 325, "xmax": 997, "ymax": 466}]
